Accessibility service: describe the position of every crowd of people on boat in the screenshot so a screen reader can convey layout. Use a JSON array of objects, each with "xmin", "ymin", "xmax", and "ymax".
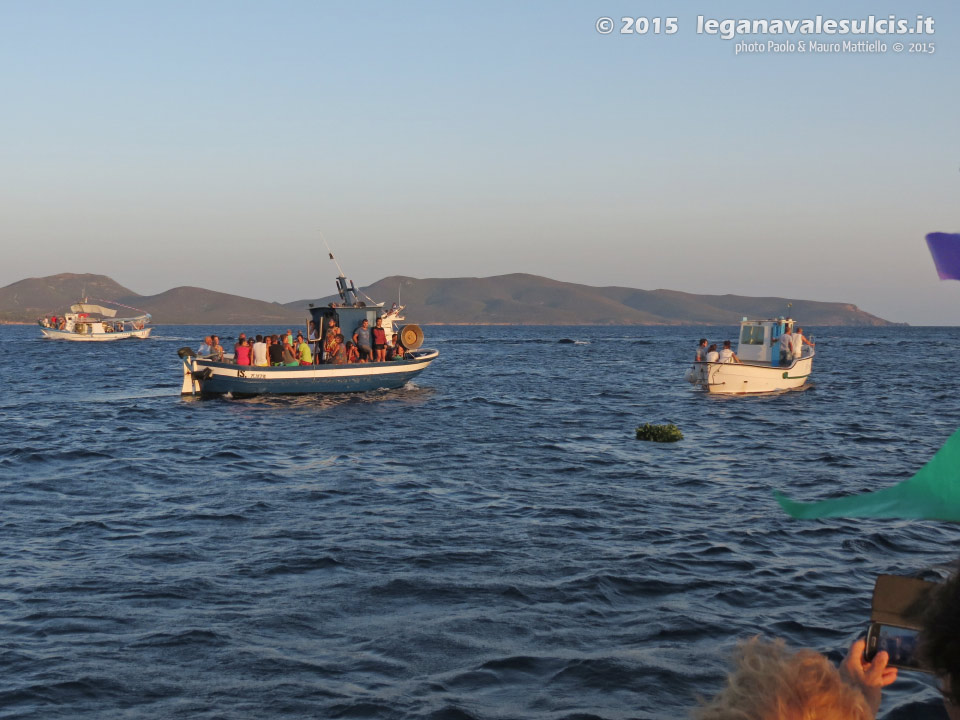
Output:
[
  {"xmin": 39, "ymin": 315, "xmax": 145, "ymax": 332},
  {"xmin": 694, "ymin": 327, "xmax": 814, "ymax": 366},
  {"xmin": 194, "ymin": 316, "xmax": 408, "ymax": 366},
  {"xmin": 695, "ymin": 338, "xmax": 742, "ymax": 364}
]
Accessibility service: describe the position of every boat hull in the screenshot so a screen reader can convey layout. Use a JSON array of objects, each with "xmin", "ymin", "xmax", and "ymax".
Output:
[
  {"xmin": 181, "ymin": 350, "xmax": 439, "ymax": 396},
  {"xmin": 691, "ymin": 353, "xmax": 814, "ymax": 395},
  {"xmin": 40, "ymin": 327, "xmax": 152, "ymax": 341}
]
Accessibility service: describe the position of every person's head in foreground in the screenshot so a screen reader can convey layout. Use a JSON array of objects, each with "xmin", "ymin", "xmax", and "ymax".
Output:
[
  {"xmin": 922, "ymin": 567, "xmax": 960, "ymax": 719},
  {"xmin": 693, "ymin": 636, "xmax": 895, "ymax": 720}
]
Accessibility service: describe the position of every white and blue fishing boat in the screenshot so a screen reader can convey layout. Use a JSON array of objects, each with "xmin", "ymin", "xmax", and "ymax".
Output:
[
  {"xmin": 179, "ymin": 260, "xmax": 438, "ymax": 397},
  {"xmin": 685, "ymin": 316, "xmax": 814, "ymax": 394}
]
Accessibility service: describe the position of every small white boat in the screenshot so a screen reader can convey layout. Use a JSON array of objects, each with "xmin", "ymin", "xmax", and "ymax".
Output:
[
  {"xmin": 39, "ymin": 300, "xmax": 152, "ymax": 341},
  {"xmin": 686, "ymin": 317, "xmax": 814, "ymax": 395}
]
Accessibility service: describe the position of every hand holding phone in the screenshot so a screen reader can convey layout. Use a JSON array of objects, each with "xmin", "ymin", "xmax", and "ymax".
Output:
[
  {"xmin": 864, "ymin": 622, "xmax": 926, "ymax": 671},
  {"xmin": 842, "ymin": 638, "xmax": 899, "ymax": 716}
]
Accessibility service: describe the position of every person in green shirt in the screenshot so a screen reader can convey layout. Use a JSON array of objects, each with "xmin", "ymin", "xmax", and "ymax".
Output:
[{"xmin": 297, "ymin": 334, "xmax": 313, "ymax": 365}]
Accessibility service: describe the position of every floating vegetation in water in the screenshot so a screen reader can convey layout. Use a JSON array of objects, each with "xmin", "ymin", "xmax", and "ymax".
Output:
[{"xmin": 635, "ymin": 423, "xmax": 683, "ymax": 443}]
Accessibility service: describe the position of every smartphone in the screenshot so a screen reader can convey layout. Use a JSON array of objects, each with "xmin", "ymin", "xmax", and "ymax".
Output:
[{"xmin": 864, "ymin": 622, "xmax": 928, "ymax": 671}]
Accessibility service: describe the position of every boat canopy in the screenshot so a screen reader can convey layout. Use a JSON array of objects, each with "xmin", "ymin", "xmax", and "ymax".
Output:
[{"xmin": 70, "ymin": 303, "xmax": 118, "ymax": 317}]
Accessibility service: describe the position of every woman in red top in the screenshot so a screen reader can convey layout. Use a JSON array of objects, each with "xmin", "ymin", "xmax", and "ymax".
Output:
[
  {"xmin": 371, "ymin": 317, "xmax": 387, "ymax": 362},
  {"xmin": 235, "ymin": 338, "xmax": 252, "ymax": 366}
]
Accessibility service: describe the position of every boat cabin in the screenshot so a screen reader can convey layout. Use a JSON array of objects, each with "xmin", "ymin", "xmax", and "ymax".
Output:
[
  {"xmin": 307, "ymin": 275, "xmax": 401, "ymax": 346},
  {"xmin": 736, "ymin": 317, "xmax": 795, "ymax": 365}
]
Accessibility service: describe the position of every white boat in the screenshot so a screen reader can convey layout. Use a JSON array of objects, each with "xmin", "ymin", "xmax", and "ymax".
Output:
[
  {"xmin": 179, "ymin": 260, "xmax": 438, "ymax": 397},
  {"xmin": 686, "ymin": 318, "xmax": 814, "ymax": 395},
  {"xmin": 39, "ymin": 300, "xmax": 152, "ymax": 341}
]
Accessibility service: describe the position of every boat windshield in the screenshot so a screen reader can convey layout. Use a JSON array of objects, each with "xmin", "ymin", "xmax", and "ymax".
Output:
[{"xmin": 740, "ymin": 325, "xmax": 765, "ymax": 345}]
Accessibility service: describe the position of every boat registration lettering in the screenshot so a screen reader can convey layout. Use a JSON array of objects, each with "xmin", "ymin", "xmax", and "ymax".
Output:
[{"xmin": 236, "ymin": 370, "xmax": 267, "ymax": 379}]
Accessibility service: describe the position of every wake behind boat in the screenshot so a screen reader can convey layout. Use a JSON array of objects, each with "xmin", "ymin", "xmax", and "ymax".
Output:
[
  {"xmin": 179, "ymin": 257, "xmax": 438, "ymax": 397},
  {"xmin": 686, "ymin": 317, "xmax": 814, "ymax": 394},
  {"xmin": 39, "ymin": 300, "xmax": 152, "ymax": 341}
]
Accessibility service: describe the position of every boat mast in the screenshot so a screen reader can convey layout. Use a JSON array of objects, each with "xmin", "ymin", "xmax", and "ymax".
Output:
[{"xmin": 322, "ymin": 234, "xmax": 360, "ymax": 306}]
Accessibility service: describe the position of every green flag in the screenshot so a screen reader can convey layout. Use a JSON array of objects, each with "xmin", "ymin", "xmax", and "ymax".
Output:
[{"xmin": 775, "ymin": 427, "xmax": 960, "ymax": 521}]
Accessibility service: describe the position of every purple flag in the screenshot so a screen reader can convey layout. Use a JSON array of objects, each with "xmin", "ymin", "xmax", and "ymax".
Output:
[{"xmin": 926, "ymin": 232, "xmax": 960, "ymax": 281}]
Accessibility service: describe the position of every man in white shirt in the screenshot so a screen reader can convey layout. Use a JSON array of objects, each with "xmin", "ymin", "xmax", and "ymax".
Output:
[
  {"xmin": 719, "ymin": 340, "xmax": 741, "ymax": 363},
  {"xmin": 792, "ymin": 327, "xmax": 814, "ymax": 359},
  {"xmin": 197, "ymin": 336, "xmax": 213, "ymax": 356},
  {"xmin": 252, "ymin": 335, "xmax": 269, "ymax": 367}
]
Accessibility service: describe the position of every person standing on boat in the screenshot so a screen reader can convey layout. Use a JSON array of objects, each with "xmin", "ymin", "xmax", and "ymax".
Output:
[
  {"xmin": 793, "ymin": 327, "xmax": 814, "ymax": 359},
  {"xmin": 774, "ymin": 326, "xmax": 794, "ymax": 366},
  {"xmin": 354, "ymin": 319, "xmax": 373, "ymax": 362},
  {"xmin": 321, "ymin": 318, "xmax": 339, "ymax": 361},
  {"xmin": 696, "ymin": 338, "xmax": 709, "ymax": 362},
  {"xmin": 705, "ymin": 344, "xmax": 719, "ymax": 362},
  {"xmin": 371, "ymin": 317, "xmax": 387, "ymax": 362},
  {"xmin": 719, "ymin": 340, "xmax": 741, "ymax": 364}
]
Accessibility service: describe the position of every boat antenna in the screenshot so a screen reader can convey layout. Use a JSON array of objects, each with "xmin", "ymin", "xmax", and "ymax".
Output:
[{"xmin": 321, "ymin": 233, "xmax": 347, "ymax": 278}]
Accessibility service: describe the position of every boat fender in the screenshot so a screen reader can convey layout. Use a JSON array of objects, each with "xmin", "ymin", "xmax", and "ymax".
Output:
[
  {"xmin": 191, "ymin": 368, "xmax": 213, "ymax": 381},
  {"xmin": 684, "ymin": 366, "xmax": 697, "ymax": 384},
  {"xmin": 177, "ymin": 347, "xmax": 197, "ymax": 359}
]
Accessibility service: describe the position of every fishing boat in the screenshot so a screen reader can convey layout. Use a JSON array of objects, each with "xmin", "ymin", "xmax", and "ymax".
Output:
[
  {"xmin": 686, "ymin": 317, "xmax": 814, "ymax": 394},
  {"xmin": 39, "ymin": 300, "xmax": 152, "ymax": 341},
  {"xmin": 178, "ymin": 260, "xmax": 438, "ymax": 397}
]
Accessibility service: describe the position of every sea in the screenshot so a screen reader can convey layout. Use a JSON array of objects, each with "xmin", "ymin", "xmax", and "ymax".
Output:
[{"xmin": 1, "ymin": 324, "xmax": 958, "ymax": 720}]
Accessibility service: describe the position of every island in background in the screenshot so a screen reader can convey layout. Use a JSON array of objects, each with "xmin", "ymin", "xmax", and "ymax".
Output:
[{"xmin": 0, "ymin": 272, "xmax": 897, "ymax": 326}]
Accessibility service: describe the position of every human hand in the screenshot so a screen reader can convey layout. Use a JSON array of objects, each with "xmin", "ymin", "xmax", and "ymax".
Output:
[{"xmin": 840, "ymin": 638, "xmax": 898, "ymax": 716}]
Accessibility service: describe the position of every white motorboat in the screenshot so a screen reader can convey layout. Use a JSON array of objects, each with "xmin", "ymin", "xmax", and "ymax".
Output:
[{"xmin": 686, "ymin": 317, "xmax": 814, "ymax": 395}]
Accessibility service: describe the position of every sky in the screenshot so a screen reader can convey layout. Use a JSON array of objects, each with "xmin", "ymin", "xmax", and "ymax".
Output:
[{"xmin": 1, "ymin": 0, "xmax": 958, "ymax": 324}]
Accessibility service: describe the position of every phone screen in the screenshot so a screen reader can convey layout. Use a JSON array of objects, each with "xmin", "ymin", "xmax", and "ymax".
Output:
[{"xmin": 866, "ymin": 623, "xmax": 926, "ymax": 671}]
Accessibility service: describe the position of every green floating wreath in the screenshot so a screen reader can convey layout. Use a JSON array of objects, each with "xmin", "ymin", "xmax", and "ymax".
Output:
[{"xmin": 635, "ymin": 423, "xmax": 683, "ymax": 443}]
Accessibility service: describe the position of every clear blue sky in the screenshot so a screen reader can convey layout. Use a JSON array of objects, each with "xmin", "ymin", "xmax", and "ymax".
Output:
[{"xmin": 2, "ymin": 1, "xmax": 958, "ymax": 323}]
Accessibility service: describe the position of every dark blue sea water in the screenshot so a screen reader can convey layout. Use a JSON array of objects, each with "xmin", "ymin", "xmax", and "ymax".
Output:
[{"xmin": 2, "ymin": 324, "xmax": 959, "ymax": 719}]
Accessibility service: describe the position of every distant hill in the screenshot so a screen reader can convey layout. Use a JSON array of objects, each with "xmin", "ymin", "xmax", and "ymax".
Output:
[
  {"xmin": 287, "ymin": 273, "xmax": 896, "ymax": 326},
  {"xmin": 117, "ymin": 287, "xmax": 302, "ymax": 325},
  {"xmin": 0, "ymin": 272, "xmax": 896, "ymax": 325},
  {"xmin": 0, "ymin": 273, "xmax": 303, "ymax": 324},
  {"xmin": 0, "ymin": 273, "xmax": 137, "ymax": 322}
]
